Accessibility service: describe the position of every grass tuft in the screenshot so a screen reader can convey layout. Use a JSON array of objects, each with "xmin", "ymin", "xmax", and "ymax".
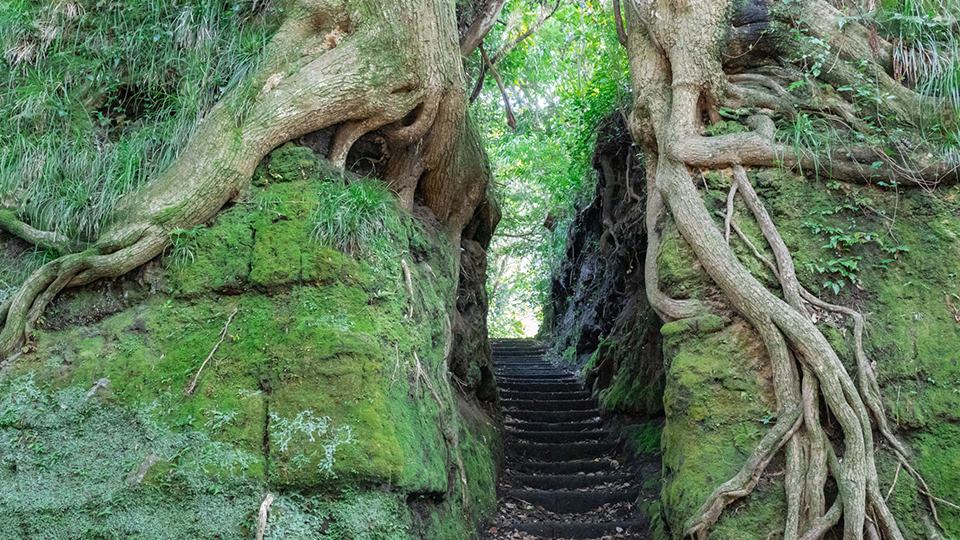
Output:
[{"xmin": 310, "ymin": 178, "xmax": 398, "ymax": 256}]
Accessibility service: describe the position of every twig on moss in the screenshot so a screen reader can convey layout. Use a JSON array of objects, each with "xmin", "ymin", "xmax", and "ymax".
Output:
[
  {"xmin": 885, "ymin": 462, "xmax": 901, "ymax": 502},
  {"xmin": 256, "ymin": 493, "xmax": 274, "ymax": 540},
  {"xmin": 390, "ymin": 344, "xmax": 401, "ymax": 391},
  {"xmin": 401, "ymin": 259, "xmax": 414, "ymax": 318},
  {"xmin": 185, "ymin": 307, "xmax": 238, "ymax": 396}
]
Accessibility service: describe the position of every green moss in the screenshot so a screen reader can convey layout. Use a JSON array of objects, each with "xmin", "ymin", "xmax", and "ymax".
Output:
[
  {"xmin": 653, "ymin": 167, "xmax": 960, "ymax": 538},
  {"xmin": 621, "ymin": 421, "xmax": 663, "ymax": 456},
  {"xmin": 659, "ymin": 314, "xmax": 724, "ymax": 337},
  {"xmin": 656, "ymin": 221, "xmax": 711, "ymax": 300},
  {"xmin": 254, "ymin": 142, "xmax": 320, "ymax": 186},
  {"xmin": 660, "ymin": 320, "xmax": 780, "ymax": 539},
  {"xmin": 5, "ymin": 142, "xmax": 498, "ymax": 539}
]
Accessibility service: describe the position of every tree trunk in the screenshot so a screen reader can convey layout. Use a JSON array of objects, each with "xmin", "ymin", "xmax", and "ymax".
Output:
[
  {"xmin": 619, "ymin": 0, "xmax": 955, "ymax": 537},
  {"xmin": 0, "ymin": 0, "xmax": 491, "ymax": 355}
]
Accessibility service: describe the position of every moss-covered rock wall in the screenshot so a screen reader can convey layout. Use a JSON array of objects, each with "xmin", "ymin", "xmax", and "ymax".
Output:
[
  {"xmin": 0, "ymin": 142, "xmax": 500, "ymax": 539},
  {"xmin": 553, "ymin": 117, "xmax": 960, "ymax": 539}
]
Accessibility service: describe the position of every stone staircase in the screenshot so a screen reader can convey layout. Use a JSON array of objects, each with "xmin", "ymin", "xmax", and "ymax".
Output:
[{"xmin": 481, "ymin": 339, "xmax": 649, "ymax": 540}]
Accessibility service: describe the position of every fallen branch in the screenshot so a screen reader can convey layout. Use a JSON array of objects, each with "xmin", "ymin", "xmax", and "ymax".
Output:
[
  {"xmin": 401, "ymin": 259, "xmax": 414, "ymax": 318},
  {"xmin": 256, "ymin": 493, "xmax": 275, "ymax": 540},
  {"xmin": 185, "ymin": 307, "xmax": 238, "ymax": 396}
]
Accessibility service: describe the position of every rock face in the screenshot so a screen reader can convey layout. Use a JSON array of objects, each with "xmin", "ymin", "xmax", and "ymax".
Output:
[
  {"xmin": 0, "ymin": 142, "xmax": 500, "ymax": 539},
  {"xmin": 551, "ymin": 114, "xmax": 960, "ymax": 538}
]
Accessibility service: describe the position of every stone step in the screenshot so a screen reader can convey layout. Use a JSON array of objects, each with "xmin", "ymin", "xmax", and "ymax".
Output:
[
  {"xmin": 505, "ymin": 473, "xmax": 634, "ymax": 490},
  {"xmin": 508, "ymin": 441, "xmax": 616, "ymax": 461},
  {"xmin": 495, "ymin": 374, "xmax": 578, "ymax": 382},
  {"xmin": 493, "ymin": 364, "xmax": 558, "ymax": 370},
  {"xmin": 512, "ymin": 459, "xmax": 615, "ymax": 475},
  {"xmin": 498, "ymin": 381, "xmax": 583, "ymax": 392},
  {"xmin": 500, "ymin": 389, "xmax": 592, "ymax": 400},
  {"xmin": 501, "ymin": 487, "xmax": 638, "ymax": 514},
  {"xmin": 505, "ymin": 420, "xmax": 604, "ymax": 432},
  {"xmin": 505, "ymin": 409, "xmax": 600, "ymax": 423},
  {"xmin": 503, "ymin": 521, "xmax": 646, "ymax": 539},
  {"xmin": 495, "ymin": 364, "xmax": 568, "ymax": 369},
  {"xmin": 506, "ymin": 429, "xmax": 612, "ymax": 444},
  {"xmin": 502, "ymin": 399, "xmax": 596, "ymax": 412}
]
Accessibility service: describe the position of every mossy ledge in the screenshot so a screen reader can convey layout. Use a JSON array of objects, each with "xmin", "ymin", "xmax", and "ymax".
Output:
[{"xmin": 0, "ymin": 142, "xmax": 500, "ymax": 539}]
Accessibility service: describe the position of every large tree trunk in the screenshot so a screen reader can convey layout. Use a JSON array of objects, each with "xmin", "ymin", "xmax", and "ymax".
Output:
[
  {"xmin": 620, "ymin": 0, "xmax": 956, "ymax": 537},
  {"xmin": 0, "ymin": 0, "xmax": 490, "ymax": 354}
]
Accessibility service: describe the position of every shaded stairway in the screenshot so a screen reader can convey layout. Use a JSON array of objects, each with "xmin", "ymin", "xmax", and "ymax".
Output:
[{"xmin": 481, "ymin": 339, "xmax": 649, "ymax": 540}]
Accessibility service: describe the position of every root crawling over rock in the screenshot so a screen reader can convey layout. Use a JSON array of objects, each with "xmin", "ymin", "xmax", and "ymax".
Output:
[{"xmin": 618, "ymin": 0, "xmax": 959, "ymax": 536}]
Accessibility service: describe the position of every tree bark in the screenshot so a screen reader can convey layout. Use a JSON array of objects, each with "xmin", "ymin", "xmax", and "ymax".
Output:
[
  {"xmin": 0, "ymin": 0, "xmax": 491, "ymax": 355},
  {"xmin": 621, "ymin": 0, "xmax": 950, "ymax": 536}
]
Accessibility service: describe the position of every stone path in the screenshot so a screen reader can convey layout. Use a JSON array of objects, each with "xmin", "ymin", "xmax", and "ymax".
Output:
[{"xmin": 480, "ymin": 339, "xmax": 650, "ymax": 540}]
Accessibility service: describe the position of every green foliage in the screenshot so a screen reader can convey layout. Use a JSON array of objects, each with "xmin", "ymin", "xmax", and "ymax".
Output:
[
  {"xmin": 473, "ymin": 2, "xmax": 629, "ymax": 336},
  {"xmin": 776, "ymin": 110, "xmax": 835, "ymax": 177},
  {"xmin": 800, "ymin": 203, "xmax": 907, "ymax": 294},
  {"xmin": 879, "ymin": 0, "xmax": 960, "ymax": 108},
  {"xmin": 0, "ymin": 0, "xmax": 275, "ymax": 242}
]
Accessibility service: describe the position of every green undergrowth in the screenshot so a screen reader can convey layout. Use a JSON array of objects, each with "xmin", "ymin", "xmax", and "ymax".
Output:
[
  {"xmin": 0, "ymin": 0, "xmax": 279, "ymax": 243},
  {"xmin": 1, "ymin": 142, "xmax": 499, "ymax": 538}
]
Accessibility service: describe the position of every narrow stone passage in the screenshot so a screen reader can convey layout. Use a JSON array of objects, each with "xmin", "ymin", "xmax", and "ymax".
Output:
[{"xmin": 481, "ymin": 339, "xmax": 651, "ymax": 540}]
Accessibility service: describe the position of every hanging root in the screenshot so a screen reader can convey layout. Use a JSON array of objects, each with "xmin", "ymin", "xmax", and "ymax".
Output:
[
  {"xmin": 724, "ymin": 176, "xmax": 738, "ymax": 244},
  {"xmin": 643, "ymin": 153, "xmax": 706, "ymax": 321}
]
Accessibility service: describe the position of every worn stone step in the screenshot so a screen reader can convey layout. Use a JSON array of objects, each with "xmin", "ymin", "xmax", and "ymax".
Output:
[
  {"xmin": 505, "ymin": 473, "xmax": 634, "ymax": 490},
  {"xmin": 501, "ymin": 487, "xmax": 638, "ymax": 514},
  {"xmin": 506, "ymin": 429, "xmax": 612, "ymax": 444},
  {"xmin": 494, "ymin": 364, "xmax": 557, "ymax": 370},
  {"xmin": 504, "ymin": 521, "xmax": 646, "ymax": 539},
  {"xmin": 512, "ymin": 459, "xmax": 614, "ymax": 475},
  {"xmin": 495, "ymin": 372, "xmax": 572, "ymax": 379},
  {"xmin": 496, "ymin": 374, "xmax": 578, "ymax": 382},
  {"xmin": 505, "ymin": 409, "xmax": 600, "ymax": 423},
  {"xmin": 498, "ymin": 381, "xmax": 583, "ymax": 392},
  {"xmin": 500, "ymin": 389, "xmax": 592, "ymax": 400},
  {"xmin": 493, "ymin": 358, "xmax": 564, "ymax": 371},
  {"xmin": 508, "ymin": 441, "xmax": 616, "ymax": 461},
  {"xmin": 505, "ymin": 420, "xmax": 604, "ymax": 432},
  {"xmin": 502, "ymin": 399, "xmax": 596, "ymax": 412}
]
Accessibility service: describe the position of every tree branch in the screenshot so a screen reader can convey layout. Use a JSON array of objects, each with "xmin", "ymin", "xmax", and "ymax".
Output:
[
  {"xmin": 469, "ymin": 1, "xmax": 560, "ymax": 104},
  {"xmin": 460, "ymin": 0, "xmax": 508, "ymax": 58},
  {"xmin": 481, "ymin": 45, "xmax": 516, "ymax": 129}
]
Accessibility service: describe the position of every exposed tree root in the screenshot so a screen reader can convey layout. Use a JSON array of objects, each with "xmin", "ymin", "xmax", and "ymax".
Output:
[
  {"xmin": 0, "ymin": 210, "xmax": 79, "ymax": 255},
  {"xmin": 0, "ymin": 1, "xmax": 491, "ymax": 365},
  {"xmin": 620, "ymin": 0, "xmax": 959, "ymax": 535}
]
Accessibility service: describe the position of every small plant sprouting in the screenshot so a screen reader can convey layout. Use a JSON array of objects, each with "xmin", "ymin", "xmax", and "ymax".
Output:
[{"xmin": 167, "ymin": 225, "xmax": 204, "ymax": 268}]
